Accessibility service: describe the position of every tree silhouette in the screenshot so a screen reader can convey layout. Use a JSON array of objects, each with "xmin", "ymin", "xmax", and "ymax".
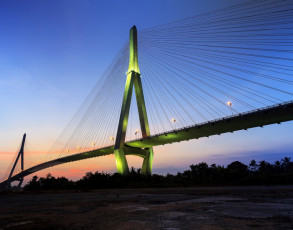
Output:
[{"xmin": 24, "ymin": 156, "xmax": 293, "ymax": 191}]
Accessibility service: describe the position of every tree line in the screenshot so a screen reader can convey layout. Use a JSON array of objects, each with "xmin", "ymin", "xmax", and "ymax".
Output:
[{"xmin": 24, "ymin": 157, "xmax": 293, "ymax": 191}]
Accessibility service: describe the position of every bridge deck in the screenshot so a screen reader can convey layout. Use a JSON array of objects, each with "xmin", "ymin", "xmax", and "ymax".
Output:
[
  {"xmin": 127, "ymin": 100, "xmax": 293, "ymax": 148},
  {"xmin": 1, "ymin": 100, "xmax": 293, "ymax": 186}
]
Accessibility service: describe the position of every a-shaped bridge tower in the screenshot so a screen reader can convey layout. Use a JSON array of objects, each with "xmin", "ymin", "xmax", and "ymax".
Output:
[{"xmin": 114, "ymin": 26, "xmax": 154, "ymax": 175}]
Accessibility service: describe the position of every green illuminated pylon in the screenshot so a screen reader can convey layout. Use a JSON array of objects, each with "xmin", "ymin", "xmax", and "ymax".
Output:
[{"xmin": 114, "ymin": 25, "xmax": 154, "ymax": 175}]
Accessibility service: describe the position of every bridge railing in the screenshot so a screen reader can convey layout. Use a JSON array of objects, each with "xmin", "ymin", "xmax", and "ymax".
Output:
[{"xmin": 128, "ymin": 100, "xmax": 293, "ymax": 142}]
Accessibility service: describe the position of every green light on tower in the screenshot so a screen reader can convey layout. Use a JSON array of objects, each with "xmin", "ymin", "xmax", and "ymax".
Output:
[{"xmin": 114, "ymin": 26, "xmax": 154, "ymax": 175}]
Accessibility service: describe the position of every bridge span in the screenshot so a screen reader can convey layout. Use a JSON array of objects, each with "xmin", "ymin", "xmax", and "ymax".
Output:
[{"xmin": 1, "ymin": 100, "xmax": 292, "ymax": 188}]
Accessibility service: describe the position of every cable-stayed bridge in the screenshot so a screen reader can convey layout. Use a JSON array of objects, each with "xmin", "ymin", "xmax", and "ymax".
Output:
[{"xmin": 1, "ymin": 0, "xmax": 293, "ymax": 189}]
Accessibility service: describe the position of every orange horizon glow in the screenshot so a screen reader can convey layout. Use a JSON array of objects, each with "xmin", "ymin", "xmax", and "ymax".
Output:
[{"xmin": 1, "ymin": 123, "xmax": 293, "ymax": 184}]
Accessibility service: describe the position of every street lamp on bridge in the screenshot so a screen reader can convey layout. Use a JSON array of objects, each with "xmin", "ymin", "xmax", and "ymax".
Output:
[
  {"xmin": 171, "ymin": 117, "xmax": 177, "ymax": 130},
  {"xmin": 135, "ymin": 129, "xmax": 140, "ymax": 139},
  {"xmin": 227, "ymin": 101, "xmax": 233, "ymax": 115}
]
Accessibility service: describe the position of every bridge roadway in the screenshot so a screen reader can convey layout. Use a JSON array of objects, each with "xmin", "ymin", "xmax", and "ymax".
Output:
[{"xmin": 1, "ymin": 100, "xmax": 293, "ymax": 186}]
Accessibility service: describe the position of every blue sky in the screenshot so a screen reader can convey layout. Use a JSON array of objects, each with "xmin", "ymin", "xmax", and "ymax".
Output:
[{"xmin": 1, "ymin": 0, "xmax": 292, "ymax": 180}]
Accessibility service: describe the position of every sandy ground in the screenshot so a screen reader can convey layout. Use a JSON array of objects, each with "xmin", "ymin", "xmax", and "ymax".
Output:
[{"xmin": 0, "ymin": 186, "xmax": 293, "ymax": 230}]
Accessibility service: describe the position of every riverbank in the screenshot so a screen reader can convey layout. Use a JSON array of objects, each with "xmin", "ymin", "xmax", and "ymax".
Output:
[{"xmin": 1, "ymin": 186, "xmax": 293, "ymax": 229}]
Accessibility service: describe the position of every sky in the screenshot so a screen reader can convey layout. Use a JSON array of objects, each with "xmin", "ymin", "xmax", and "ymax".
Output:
[{"xmin": 0, "ymin": 0, "xmax": 292, "ymax": 182}]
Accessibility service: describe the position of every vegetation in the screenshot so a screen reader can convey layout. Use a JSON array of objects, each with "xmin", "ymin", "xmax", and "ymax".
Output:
[{"xmin": 24, "ymin": 157, "xmax": 293, "ymax": 191}]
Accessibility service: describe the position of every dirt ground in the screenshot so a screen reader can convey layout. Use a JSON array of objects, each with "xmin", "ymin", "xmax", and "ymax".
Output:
[{"xmin": 0, "ymin": 186, "xmax": 293, "ymax": 230}]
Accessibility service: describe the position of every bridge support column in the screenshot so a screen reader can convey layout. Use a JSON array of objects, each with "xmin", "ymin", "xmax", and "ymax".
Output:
[
  {"xmin": 114, "ymin": 149, "xmax": 129, "ymax": 174},
  {"xmin": 114, "ymin": 25, "xmax": 154, "ymax": 175},
  {"xmin": 1, "ymin": 133, "xmax": 26, "ymax": 190},
  {"xmin": 17, "ymin": 178, "xmax": 24, "ymax": 189},
  {"xmin": 141, "ymin": 147, "xmax": 154, "ymax": 175}
]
